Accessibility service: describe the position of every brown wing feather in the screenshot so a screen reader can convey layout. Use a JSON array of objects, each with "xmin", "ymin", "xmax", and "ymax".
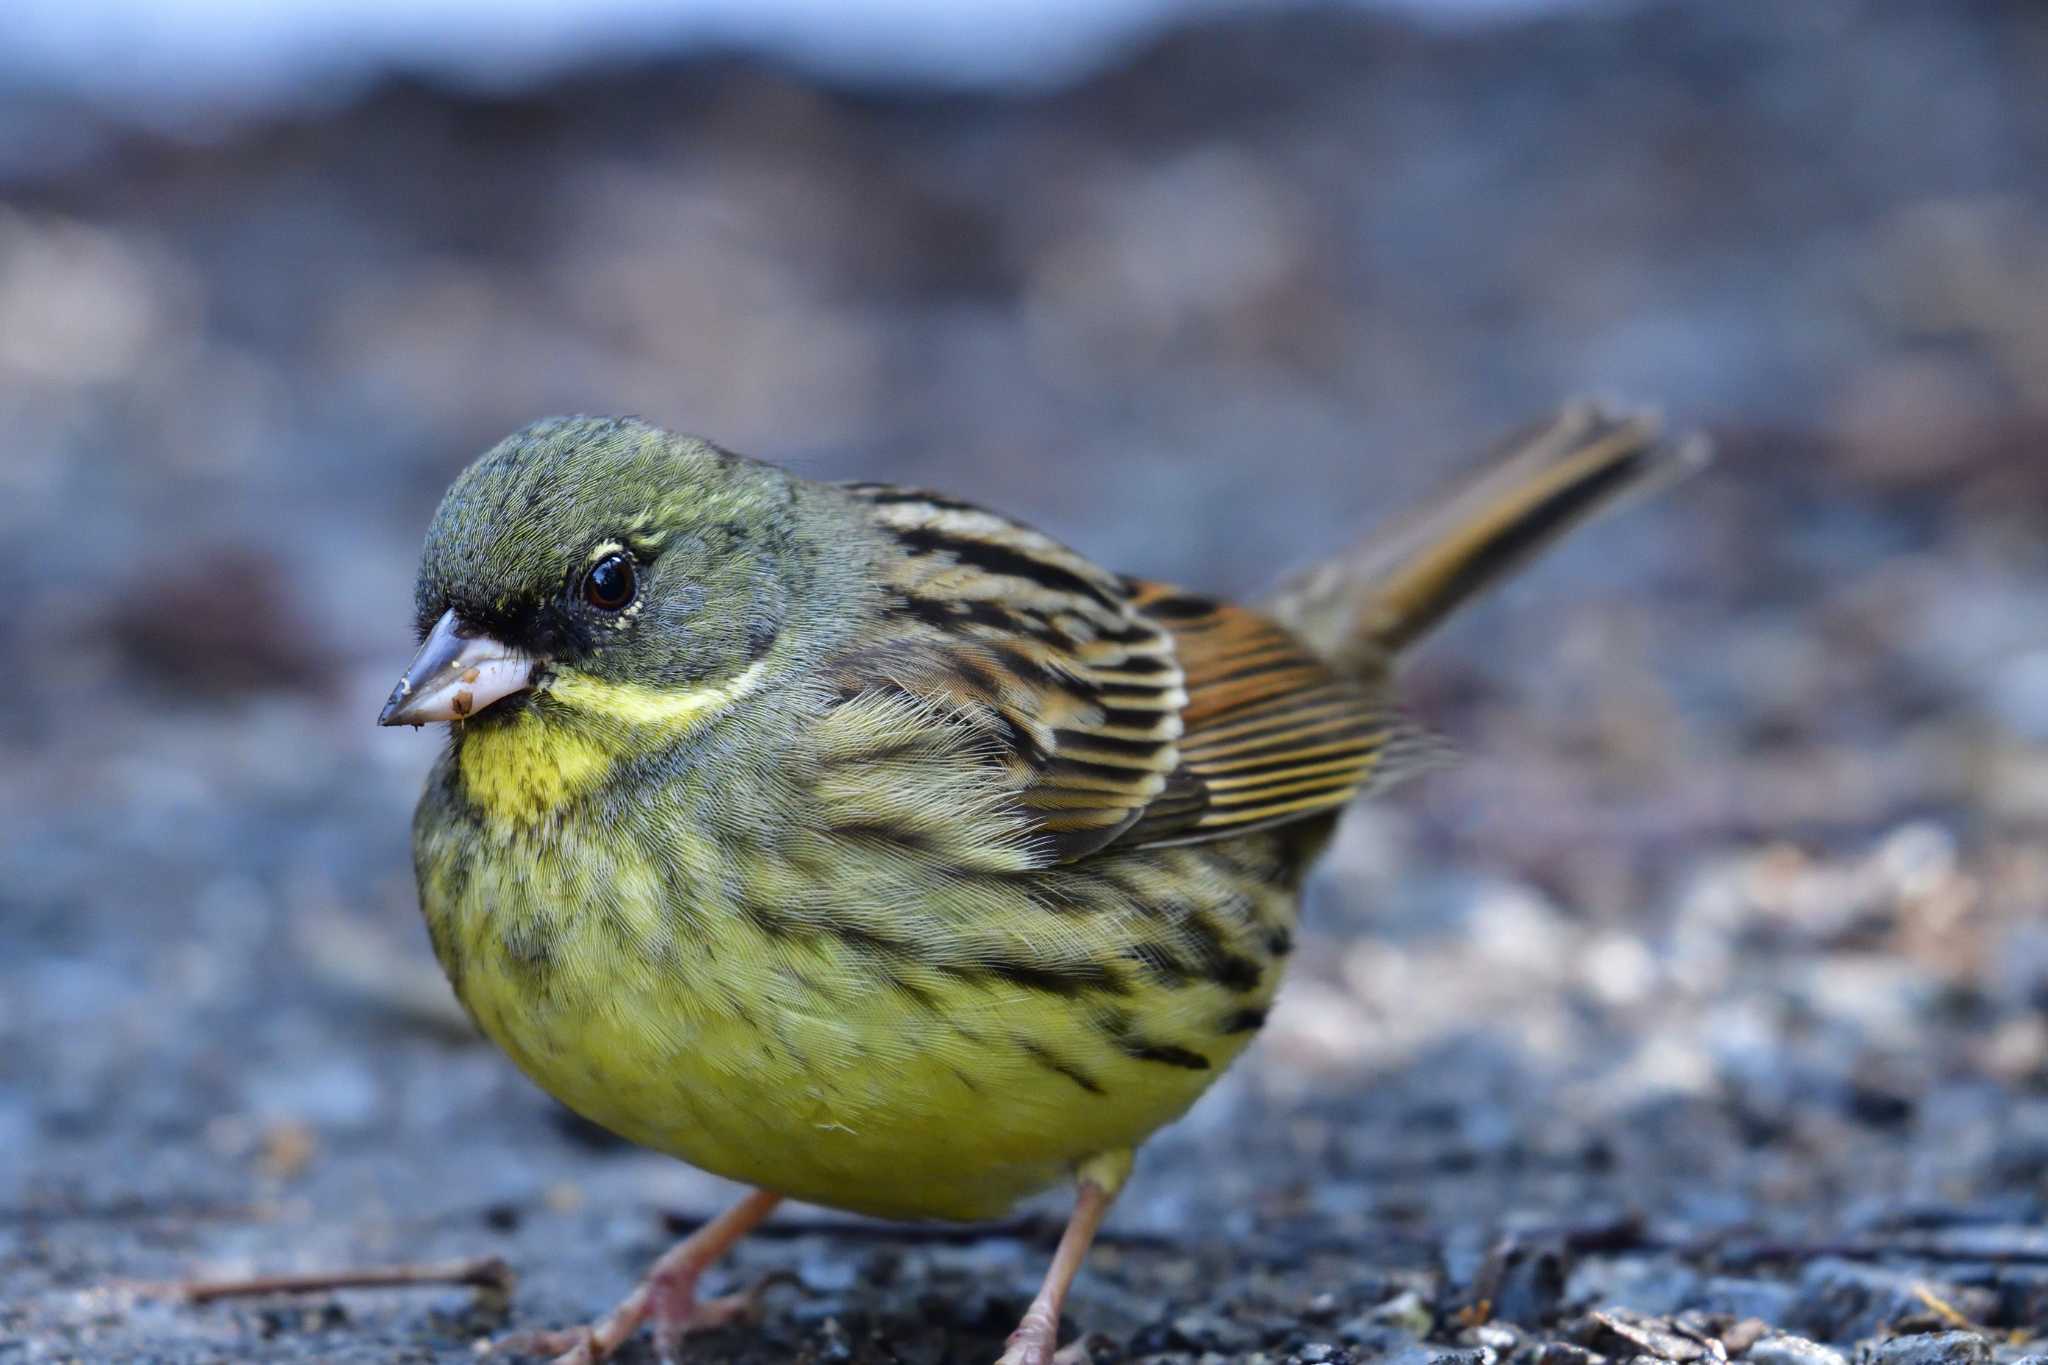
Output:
[
  {"xmin": 826, "ymin": 488, "xmax": 1425, "ymax": 863},
  {"xmin": 1113, "ymin": 581, "xmax": 1434, "ymax": 849},
  {"xmin": 831, "ymin": 485, "xmax": 1188, "ymax": 862}
]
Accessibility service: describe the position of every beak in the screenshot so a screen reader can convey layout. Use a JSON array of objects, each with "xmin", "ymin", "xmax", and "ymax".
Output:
[{"xmin": 378, "ymin": 609, "xmax": 539, "ymax": 726}]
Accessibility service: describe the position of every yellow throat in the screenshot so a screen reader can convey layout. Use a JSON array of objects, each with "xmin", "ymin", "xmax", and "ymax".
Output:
[{"xmin": 456, "ymin": 662, "xmax": 767, "ymax": 829}]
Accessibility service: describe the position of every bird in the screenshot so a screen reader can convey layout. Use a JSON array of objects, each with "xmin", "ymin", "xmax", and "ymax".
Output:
[{"xmin": 379, "ymin": 402, "xmax": 1703, "ymax": 1365}]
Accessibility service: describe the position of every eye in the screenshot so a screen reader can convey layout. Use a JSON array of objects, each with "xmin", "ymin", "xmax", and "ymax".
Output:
[{"xmin": 582, "ymin": 552, "xmax": 637, "ymax": 611}]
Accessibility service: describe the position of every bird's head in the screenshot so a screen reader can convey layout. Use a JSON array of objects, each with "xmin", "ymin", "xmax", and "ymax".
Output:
[{"xmin": 380, "ymin": 415, "xmax": 806, "ymax": 731}]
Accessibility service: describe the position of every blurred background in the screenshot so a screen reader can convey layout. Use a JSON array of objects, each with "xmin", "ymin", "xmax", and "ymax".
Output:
[{"xmin": 5, "ymin": 2, "xmax": 2048, "ymax": 1362}]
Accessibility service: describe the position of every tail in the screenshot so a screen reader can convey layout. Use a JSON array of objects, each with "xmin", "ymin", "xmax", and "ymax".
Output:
[{"xmin": 1266, "ymin": 401, "xmax": 1709, "ymax": 677}]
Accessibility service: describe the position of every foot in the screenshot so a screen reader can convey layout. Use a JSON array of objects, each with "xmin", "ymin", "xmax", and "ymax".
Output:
[
  {"xmin": 995, "ymin": 1304, "xmax": 1058, "ymax": 1365},
  {"xmin": 996, "ymin": 1325, "xmax": 1099, "ymax": 1365},
  {"xmin": 492, "ymin": 1189, "xmax": 784, "ymax": 1365},
  {"xmin": 494, "ymin": 1283, "xmax": 760, "ymax": 1364}
]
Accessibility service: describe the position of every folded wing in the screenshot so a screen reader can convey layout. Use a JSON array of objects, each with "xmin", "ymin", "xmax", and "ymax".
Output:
[{"xmin": 821, "ymin": 487, "xmax": 1423, "ymax": 865}]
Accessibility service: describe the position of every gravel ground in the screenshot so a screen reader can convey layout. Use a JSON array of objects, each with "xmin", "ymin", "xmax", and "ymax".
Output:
[{"xmin": 5, "ymin": 3, "xmax": 2048, "ymax": 1363}]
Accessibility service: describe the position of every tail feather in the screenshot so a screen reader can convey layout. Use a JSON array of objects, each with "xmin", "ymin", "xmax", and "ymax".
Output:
[{"xmin": 1266, "ymin": 402, "xmax": 1708, "ymax": 677}]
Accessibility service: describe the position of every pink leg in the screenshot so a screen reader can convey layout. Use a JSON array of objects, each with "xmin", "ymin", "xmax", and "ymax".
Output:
[
  {"xmin": 997, "ymin": 1156, "xmax": 1128, "ymax": 1365},
  {"xmin": 496, "ymin": 1188, "xmax": 783, "ymax": 1365}
]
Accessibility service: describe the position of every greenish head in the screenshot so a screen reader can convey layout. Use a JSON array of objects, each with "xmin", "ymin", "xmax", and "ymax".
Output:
[{"xmin": 381, "ymin": 415, "xmax": 812, "ymax": 728}]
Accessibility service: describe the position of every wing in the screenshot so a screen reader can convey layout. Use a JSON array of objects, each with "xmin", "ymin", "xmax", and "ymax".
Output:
[
  {"xmin": 825, "ymin": 485, "xmax": 1188, "ymax": 861},
  {"xmin": 821, "ymin": 486, "xmax": 1432, "ymax": 864},
  {"xmin": 1110, "ymin": 582, "xmax": 1436, "ymax": 848}
]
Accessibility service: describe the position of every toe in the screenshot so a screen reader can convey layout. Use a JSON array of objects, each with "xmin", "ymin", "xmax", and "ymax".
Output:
[
  {"xmin": 995, "ymin": 1332, "xmax": 1050, "ymax": 1365},
  {"xmin": 489, "ymin": 1327, "xmax": 593, "ymax": 1362},
  {"xmin": 649, "ymin": 1286, "xmax": 758, "ymax": 1361}
]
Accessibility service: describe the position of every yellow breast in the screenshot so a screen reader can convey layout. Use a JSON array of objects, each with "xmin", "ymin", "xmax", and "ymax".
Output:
[{"xmin": 416, "ymin": 808, "xmax": 1293, "ymax": 1221}]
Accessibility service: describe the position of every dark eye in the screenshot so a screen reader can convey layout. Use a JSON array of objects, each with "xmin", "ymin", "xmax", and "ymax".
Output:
[{"xmin": 582, "ymin": 552, "xmax": 637, "ymax": 611}]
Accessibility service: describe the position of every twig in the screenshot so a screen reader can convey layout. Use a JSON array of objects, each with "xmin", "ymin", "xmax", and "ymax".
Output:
[
  {"xmin": 143, "ymin": 1255, "xmax": 514, "ymax": 1303},
  {"xmin": 1912, "ymin": 1282, "xmax": 1982, "ymax": 1331}
]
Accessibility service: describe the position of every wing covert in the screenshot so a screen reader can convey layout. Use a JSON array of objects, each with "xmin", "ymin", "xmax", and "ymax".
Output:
[{"xmin": 826, "ymin": 485, "xmax": 1187, "ymax": 861}]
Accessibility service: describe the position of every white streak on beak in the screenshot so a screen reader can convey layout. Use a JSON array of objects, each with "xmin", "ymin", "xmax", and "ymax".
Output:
[{"xmin": 378, "ymin": 609, "xmax": 537, "ymax": 726}]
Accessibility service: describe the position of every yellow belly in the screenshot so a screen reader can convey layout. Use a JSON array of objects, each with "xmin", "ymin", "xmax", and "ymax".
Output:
[{"xmin": 421, "ymin": 816, "xmax": 1289, "ymax": 1222}]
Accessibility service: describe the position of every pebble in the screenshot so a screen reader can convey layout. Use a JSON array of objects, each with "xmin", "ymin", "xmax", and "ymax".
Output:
[
  {"xmin": 1366, "ymin": 1289, "xmax": 1436, "ymax": 1336},
  {"xmin": 1722, "ymin": 1321, "xmax": 1772, "ymax": 1357},
  {"xmin": 1747, "ymin": 1334, "xmax": 1850, "ymax": 1365},
  {"xmin": 1537, "ymin": 1345, "xmax": 1610, "ymax": 1365},
  {"xmin": 1861, "ymin": 1332, "xmax": 1991, "ymax": 1365},
  {"xmin": 1293, "ymin": 1345, "xmax": 1353, "ymax": 1365},
  {"xmin": 1465, "ymin": 1324, "xmax": 1522, "ymax": 1353},
  {"xmin": 1573, "ymin": 1309, "xmax": 1727, "ymax": 1363}
]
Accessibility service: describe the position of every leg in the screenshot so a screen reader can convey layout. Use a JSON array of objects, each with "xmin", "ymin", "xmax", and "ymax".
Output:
[
  {"xmin": 497, "ymin": 1188, "xmax": 782, "ymax": 1365},
  {"xmin": 997, "ymin": 1151, "xmax": 1131, "ymax": 1365}
]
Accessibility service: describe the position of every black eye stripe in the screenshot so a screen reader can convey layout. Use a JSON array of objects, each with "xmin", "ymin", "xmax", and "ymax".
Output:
[{"xmin": 582, "ymin": 552, "xmax": 637, "ymax": 611}]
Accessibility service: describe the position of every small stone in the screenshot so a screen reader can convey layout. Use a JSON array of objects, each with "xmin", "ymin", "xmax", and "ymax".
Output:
[
  {"xmin": 1745, "ymin": 1333, "xmax": 1848, "ymax": 1365},
  {"xmin": 255, "ymin": 1119, "xmax": 318, "ymax": 1180},
  {"xmin": 1537, "ymin": 1344, "xmax": 1609, "ymax": 1365},
  {"xmin": 1295, "ymin": 1345, "xmax": 1353, "ymax": 1364},
  {"xmin": 1573, "ymin": 1310, "xmax": 1727, "ymax": 1363},
  {"xmin": 1719, "ymin": 1321, "xmax": 1770, "ymax": 1357},
  {"xmin": 1465, "ymin": 1323, "xmax": 1521, "ymax": 1353},
  {"xmin": 1862, "ymin": 1332, "xmax": 1991, "ymax": 1365},
  {"xmin": 1366, "ymin": 1289, "xmax": 1435, "ymax": 1337}
]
